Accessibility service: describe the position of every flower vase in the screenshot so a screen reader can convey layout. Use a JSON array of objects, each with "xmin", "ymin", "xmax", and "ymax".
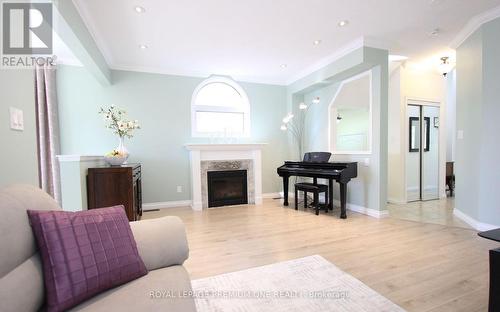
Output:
[
  {"xmin": 117, "ymin": 136, "xmax": 129, "ymax": 156},
  {"xmin": 104, "ymin": 136, "xmax": 129, "ymax": 166}
]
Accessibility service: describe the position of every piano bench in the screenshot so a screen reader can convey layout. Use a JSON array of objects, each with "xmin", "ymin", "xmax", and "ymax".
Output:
[{"xmin": 294, "ymin": 182, "xmax": 329, "ymax": 215}]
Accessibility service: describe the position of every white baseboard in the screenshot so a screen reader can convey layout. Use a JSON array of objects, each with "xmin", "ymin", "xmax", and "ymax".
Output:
[
  {"xmin": 453, "ymin": 208, "xmax": 500, "ymax": 231},
  {"xmin": 330, "ymin": 199, "xmax": 388, "ymax": 219},
  {"xmin": 143, "ymin": 195, "xmax": 389, "ymax": 219},
  {"xmin": 143, "ymin": 200, "xmax": 192, "ymax": 211},
  {"xmin": 262, "ymin": 192, "xmax": 281, "ymax": 199},
  {"xmin": 387, "ymin": 197, "xmax": 406, "ymax": 204}
]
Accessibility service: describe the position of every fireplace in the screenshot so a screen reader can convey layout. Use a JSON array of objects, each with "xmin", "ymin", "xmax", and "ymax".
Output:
[{"xmin": 207, "ymin": 170, "xmax": 248, "ymax": 208}]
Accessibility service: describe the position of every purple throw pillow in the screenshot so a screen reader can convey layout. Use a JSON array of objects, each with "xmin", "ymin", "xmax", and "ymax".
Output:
[{"xmin": 27, "ymin": 206, "xmax": 147, "ymax": 312}]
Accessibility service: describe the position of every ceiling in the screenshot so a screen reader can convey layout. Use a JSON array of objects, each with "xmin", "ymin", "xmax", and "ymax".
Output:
[{"xmin": 72, "ymin": 0, "xmax": 500, "ymax": 85}]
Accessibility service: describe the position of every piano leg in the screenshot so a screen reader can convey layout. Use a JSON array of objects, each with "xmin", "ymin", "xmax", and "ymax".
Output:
[
  {"xmin": 283, "ymin": 176, "xmax": 289, "ymax": 206},
  {"xmin": 340, "ymin": 181, "xmax": 347, "ymax": 219},
  {"xmin": 328, "ymin": 179, "xmax": 334, "ymax": 211}
]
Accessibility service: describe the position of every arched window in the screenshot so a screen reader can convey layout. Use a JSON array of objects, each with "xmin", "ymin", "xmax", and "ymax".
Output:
[{"xmin": 191, "ymin": 76, "xmax": 250, "ymax": 137}]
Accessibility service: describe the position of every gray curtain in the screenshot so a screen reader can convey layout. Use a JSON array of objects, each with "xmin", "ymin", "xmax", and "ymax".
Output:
[{"xmin": 35, "ymin": 65, "xmax": 61, "ymax": 204}]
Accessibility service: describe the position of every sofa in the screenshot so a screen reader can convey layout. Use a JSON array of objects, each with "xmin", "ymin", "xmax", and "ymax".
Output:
[{"xmin": 0, "ymin": 185, "xmax": 197, "ymax": 312}]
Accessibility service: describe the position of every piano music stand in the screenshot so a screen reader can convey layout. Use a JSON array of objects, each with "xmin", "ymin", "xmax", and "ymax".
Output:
[{"xmin": 303, "ymin": 152, "xmax": 332, "ymax": 163}]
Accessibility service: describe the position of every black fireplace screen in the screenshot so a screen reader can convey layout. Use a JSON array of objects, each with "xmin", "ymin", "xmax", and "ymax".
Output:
[{"xmin": 207, "ymin": 170, "xmax": 248, "ymax": 207}]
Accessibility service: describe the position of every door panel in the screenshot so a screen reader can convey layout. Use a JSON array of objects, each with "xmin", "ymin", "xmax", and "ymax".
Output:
[
  {"xmin": 406, "ymin": 105, "xmax": 421, "ymax": 202},
  {"xmin": 422, "ymin": 106, "xmax": 440, "ymax": 200}
]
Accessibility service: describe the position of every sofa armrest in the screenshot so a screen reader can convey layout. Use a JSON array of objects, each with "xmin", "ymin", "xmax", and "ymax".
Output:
[{"xmin": 130, "ymin": 216, "xmax": 189, "ymax": 271}]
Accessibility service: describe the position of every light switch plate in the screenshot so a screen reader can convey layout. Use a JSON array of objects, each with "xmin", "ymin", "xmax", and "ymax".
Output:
[
  {"xmin": 9, "ymin": 107, "xmax": 24, "ymax": 131},
  {"xmin": 457, "ymin": 130, "xmax": 464, "ymax": 140},
  {"xmin": 363, "ymin": 158, "xmax": 370, "ymax": 167}
]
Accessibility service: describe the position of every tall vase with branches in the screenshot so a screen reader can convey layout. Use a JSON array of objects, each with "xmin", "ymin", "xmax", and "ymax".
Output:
[{"xmin": 280, "ymin": 97, "xmax": 320, "ymax": 160}]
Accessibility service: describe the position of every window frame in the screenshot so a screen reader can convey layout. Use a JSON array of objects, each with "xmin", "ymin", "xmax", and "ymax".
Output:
[{"xmin": 191, "ymin": 76, "xmax": 250, "ymax": 138}]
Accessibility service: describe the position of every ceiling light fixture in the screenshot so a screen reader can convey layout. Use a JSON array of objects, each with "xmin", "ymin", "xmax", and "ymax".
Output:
[
  {"xmin": 312, "ymin": 97, "xmax": 320, "ymax": 104},
  {"xmin": 299, "ymin": 103, "xmax": 308, "ymax": 110},
  {"xmin": 139, "ymin": 44, "xmax": 148, "ymax": 49},
  {"xmin": 338, "ymin": 20, "xmax": 349, "ymax": 27},
  {"xmin": 430, "ymin": 28, "xmax": 440, "ymax": 36},
  {"xmin": 313, "ymin": 40, "xmax": 322, "ymax": 46},
  {"xmin": 438, "ymin": 56, "xmax": 453, "ymax": 76},
  {"xmin": 280, "ymin": 64, "xmax": 287, "ymax": 69},
  {"xmin": 134, "ymin": 6, "xmax": 145, "ymax": 13}
]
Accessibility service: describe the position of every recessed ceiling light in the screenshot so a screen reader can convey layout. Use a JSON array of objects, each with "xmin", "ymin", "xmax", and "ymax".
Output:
[
  {"xmin": 139, "ymin": 44, "xmax": 148, "ymax": 49},
  {"xmin": 429, "ymin": 28, "xmax": 440, "ymax": 36},
  {"xmin": 280, "ymin": 64, "xmax": 287, "ymax": 69},
  {"xmin": 338, "ymin": 20, "xmax": 349, "ymax": 27},
  {"xmin": 134, "ymin": 6, "xmax": 145, "ymax": 13},
  {"xmin": 313, "ymin": 40, "xmax": 322, "ymax": 46}
]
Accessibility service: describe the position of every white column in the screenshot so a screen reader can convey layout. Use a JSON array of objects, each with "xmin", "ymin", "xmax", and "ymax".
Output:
[
  {"xmin": 189, "ymin": 150, "xmax": 203, "ymax": 211},
  {"xmin": 253, "ymin": 149, "xmax": 263, "ymax": 205}
]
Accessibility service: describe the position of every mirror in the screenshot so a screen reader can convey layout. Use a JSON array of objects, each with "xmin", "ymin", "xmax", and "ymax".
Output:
[{"xmin": 329, "ymin": 71, "xmax": 372, "ymax": 154}]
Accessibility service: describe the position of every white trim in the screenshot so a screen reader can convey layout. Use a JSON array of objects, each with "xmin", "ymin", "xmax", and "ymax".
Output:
[
  {"xmin": 71, "ymin": 0, "xmax": 114, "ymax": 66},
  {"xmin": 330, "ymin": 199, "xmax": 388, "ymax": 219},
  {"xmin": 143, "ymin": 200, "xmax": 192, "ymax": 211},
  {"xmin": 450, "ymin": 5, "xmax": 500, "ymax": 49},
  {"xmin": 387, "ymin": 198, "xmax": 406, "ymax": 204},
  {"xmin": 453, "ymin": 208, "xmax": 500, "ymax": 231},
  {"xmin": 286, "ymin": 36, "xmax": 388, "ymax": 85},
  {"xmin": 184, "ymin": 143, "xmax": 267, "ymax": 151},
  {"xmin": 110, "ymin": 64, "xmax": 287, "ymax": 86},
  {"xmin": 262, "ymin": 192, "xmax": 281, "ymax": 199},
  {"xmin": 328, "ymin": 70, "xmax": 373, "ymax": 155},
  {"xmin": 191, "ymin": 76, "xmax": 251, "ymax": 138},
  {"xmin": 56, "ymin": 155, "xmax": 104, "ymax": 162},
  {"xmin": 287, "ymin": 37, "xmax": 364, "ymax": 85}
]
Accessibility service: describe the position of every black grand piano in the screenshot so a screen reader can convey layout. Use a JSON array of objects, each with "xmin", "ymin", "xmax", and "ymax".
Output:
[{"xmin": 277, "ymin": 154, "xmax": 357, "ymax": 219}]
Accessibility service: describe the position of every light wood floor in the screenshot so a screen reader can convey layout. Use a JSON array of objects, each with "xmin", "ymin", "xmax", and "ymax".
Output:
[
  {"xmin": 143, "ymin": 199, "xmax": 496, "ymax": 312},
  {"xmin": 388, "ymin": 197, "xmax": 471, "ymax": 229}
]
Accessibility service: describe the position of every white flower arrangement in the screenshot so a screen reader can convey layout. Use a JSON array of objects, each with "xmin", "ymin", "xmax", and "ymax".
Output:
[{"xmin": 99, "ymin": 105, "xmax": 140, "ymax": 138}]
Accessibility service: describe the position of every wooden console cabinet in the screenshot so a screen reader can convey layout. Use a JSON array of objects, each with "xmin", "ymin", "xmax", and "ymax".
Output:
[{"xmin": 87, "ymin": 164, "xmax": 142, "ymax": 221}]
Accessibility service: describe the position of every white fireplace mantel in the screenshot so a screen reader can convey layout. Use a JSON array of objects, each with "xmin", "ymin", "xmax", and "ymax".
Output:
[{"xmin": 185, "ymin": 143, "xmax": 267, "ymax": 211}]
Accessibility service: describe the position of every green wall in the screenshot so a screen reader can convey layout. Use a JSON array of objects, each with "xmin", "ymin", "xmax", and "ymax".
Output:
[
  {"xmin": 0, "ymin": 69, "xmax": 39, "ymax": 187},
  {"xmin": 456, "ymin": 17, "xmax": 500, "ymax": 227},
  {"xmin": 57, "ymin": 66, "xmax": 287, "ymax": 203},
  {"xmin": 289, "ymin": 47, "xmax": 388, "ymax": 213}
]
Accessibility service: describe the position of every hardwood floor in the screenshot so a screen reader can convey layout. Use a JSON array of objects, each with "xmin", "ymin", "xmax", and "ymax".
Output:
[
  {"xmin": 143, "ymin": 199, "xmax": 496, "ymax": 312},
  {"xmin": 388, "ymin": 197, "xmax": 471, "ymax": 229}
]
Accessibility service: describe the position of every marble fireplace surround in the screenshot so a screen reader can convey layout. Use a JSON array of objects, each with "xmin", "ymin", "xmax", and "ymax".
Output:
[
  {"xmin": 201, "ymin": 160, "xmax": 254, "ymax": 209},
  {"xmin": 185, "ymin": 144, "xmax": 266, "ymax": 211}
]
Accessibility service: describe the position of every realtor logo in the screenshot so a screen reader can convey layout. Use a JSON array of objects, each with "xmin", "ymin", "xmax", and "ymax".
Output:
[{"xmin": 2, "ymin": 2, "xmax": 53, "ymax": 55}]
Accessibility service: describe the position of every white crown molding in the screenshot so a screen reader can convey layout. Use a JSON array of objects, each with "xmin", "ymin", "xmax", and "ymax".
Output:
[
  {"xmin": 110, "ymin": 63, "xmax": 288, "ymax": 86},
  {"xmin": 286, "ymin": 36, "xmax": 389, "ymax": 85},
  {"xmin": 71, "ymin": 0, "xmax": 114, "ymax": 66},
  {"xmin": 453, "ymin": 208, "xmax": 500, "ymax": 231},
  {"xmin": 286, "ymin": 37, "xmax": 364, "ymax": 85},
  {"xmin": 450, "ymin": 4, "xmax": 500, "ymax": 49}
]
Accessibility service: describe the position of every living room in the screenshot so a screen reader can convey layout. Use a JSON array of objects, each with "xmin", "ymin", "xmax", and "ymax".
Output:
[{"xmin": 1, "ymin": 1, "xmax": 500, "ymax": 311}]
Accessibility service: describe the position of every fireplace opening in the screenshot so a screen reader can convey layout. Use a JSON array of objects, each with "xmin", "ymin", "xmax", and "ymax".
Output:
[{"xmin": 207, "ymin": 170, "xmax": 248, "ymax": 208}]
